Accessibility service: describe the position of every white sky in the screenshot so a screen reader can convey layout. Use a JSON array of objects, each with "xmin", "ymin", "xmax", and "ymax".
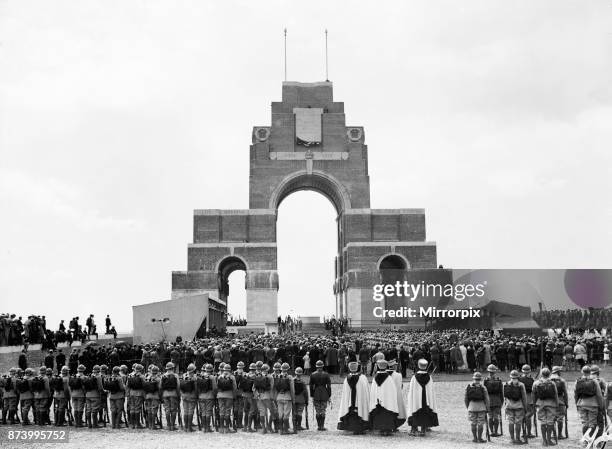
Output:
[{"xmin": 1, "ymin": 1, "xmax": 611, "ymax": 332}]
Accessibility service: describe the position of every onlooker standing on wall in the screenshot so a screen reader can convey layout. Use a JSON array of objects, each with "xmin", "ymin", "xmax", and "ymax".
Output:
[{"xmin": 105, "ymin": 315, "xmax": 112, "ymax": 334}]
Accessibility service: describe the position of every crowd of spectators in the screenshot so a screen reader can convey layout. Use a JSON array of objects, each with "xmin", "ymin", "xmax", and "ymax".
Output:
[
  {"xmin": 277, "ymin": 315, "xmax": 302, "ymax": 335},
  {"xmin": 226, "ymin": 316, "xmax": 247, "ymax": 326},
  {"xmin": 324, "ymin": 315, "xmax": 349, "ymax": 336},
  {"xmin": 0, "ymin": 313, "xmax": 117, "ymax": 348},
  {"xmin": 533, "ymin": 307, "xmax": 612, "ymax": 330}
]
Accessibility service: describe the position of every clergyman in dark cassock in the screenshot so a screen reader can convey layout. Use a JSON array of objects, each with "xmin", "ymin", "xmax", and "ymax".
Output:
[
  {"xmin": 407, "ymin": 358, "xmax": 439, "ymax": 437},
  {"xmin": 337, "ymin": 361, "xmax": 370, "ymax": 434},
  {"xmin": 369, "ymin": 359, "xmax": 399, "ymax": 436}
]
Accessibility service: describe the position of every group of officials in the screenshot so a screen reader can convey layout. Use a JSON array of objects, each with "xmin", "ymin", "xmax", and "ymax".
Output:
[
  {"xmin": 2, "ymin": 358, "xmax": 612, "ymax": 447},
  {"xmin": 464, "ymin": 363, "xmax": 610, "ymax": 446}
]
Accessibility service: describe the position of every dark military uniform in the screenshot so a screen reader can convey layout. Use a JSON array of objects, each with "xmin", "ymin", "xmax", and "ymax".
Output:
[{"xmin": 309, "ymin": 362, "xmax": 331, "ymax": 431}]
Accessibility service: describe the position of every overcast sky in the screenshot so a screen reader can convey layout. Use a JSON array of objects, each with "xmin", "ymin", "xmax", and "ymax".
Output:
[{"xmin": 1, "ymin": 1, "xmax": 611, "ymax": 332}]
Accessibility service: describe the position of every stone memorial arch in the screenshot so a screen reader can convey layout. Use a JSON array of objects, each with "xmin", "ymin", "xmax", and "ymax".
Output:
[{"xmin": 171, "ymin": 81, "xmax": 449, "ymax": 330}]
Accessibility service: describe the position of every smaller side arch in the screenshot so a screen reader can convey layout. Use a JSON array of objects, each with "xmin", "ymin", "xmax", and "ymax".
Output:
[{"xmin": 376, "ymin": 253, "xmax": 410, "ymax": 271}]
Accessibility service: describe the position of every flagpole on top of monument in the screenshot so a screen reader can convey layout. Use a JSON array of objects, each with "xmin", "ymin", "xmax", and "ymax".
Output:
[
  {"xmin": 325, "ymin": 29, "xmax": 329, "ymax": 82},
  {"xmin": 284, "ymin": 28, "xmax": 287, "ymax": 81}
]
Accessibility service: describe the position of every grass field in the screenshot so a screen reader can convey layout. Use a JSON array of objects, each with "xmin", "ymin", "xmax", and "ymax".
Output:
[{"xmin": 1, "ymin": 374, "xmax": 598, "ymax": 449}]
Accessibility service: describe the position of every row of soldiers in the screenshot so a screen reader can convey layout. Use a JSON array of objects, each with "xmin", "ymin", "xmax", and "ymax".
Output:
[
  {"xmin": 0, "ymin": 358, "xmax": 333, "ymax": 435},
  {"xmin": 464, "ymin": 363, "xmax": 611, "ymax": 446}
]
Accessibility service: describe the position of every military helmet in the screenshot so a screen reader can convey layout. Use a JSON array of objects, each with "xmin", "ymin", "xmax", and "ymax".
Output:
[
  {"xmin": 273, "ymin": 362, "xmax": 282, "ymax": 370},
  {"xmin": 417, "ymin": 359, "xmax": 428, "ymax": 370},
  {"xmin": 38, "ymin": 366, "xmax": 46, "ymax": 373},
  {"xmin": 521, "ymin": 364, "xmax": 531, "ymax": 373},
  {"xmin": 487, "ymin": 364, "xmax": 498, "ymax": 373},
  {"xmin": 8, "ymin": 367, "xmax": 17, "ymax": 374},
  {"xmin": 248, "ymin": 363, "xmax": 257, "ymax": 371},
  {"xmin": 92, "ymin": 365, "xmax": 100, "ymax": 372},
  {"xmin": 540, "ymin": 368, "xmax": 551, "ymax": 378},
  {"xmin": 187, "ymin": 363, "xmax": 196, "ymax": 372},
  {"xmin": 256, "ymin": 361, "xmax": 263, "ymax": 368},
  {"xmin": 472, "ymin": 372, "xmax": 483, "ymax": 381},
  {"xmin": 25, "ymin": 368, "xmax": 35, "ymax": 376},
  {"xmin": 205, "ymin": 364, "xmax": 213, "ymax": 372},
  {"xmin": 223, "ymin": 364, "xmax": 231, "ymax": 371},
  {"xmin": 590, "ymin": 365, "xmax": 600, "ymax": 374},
  {"xmin": 261, "ymin": 364, "xmax": 270, "ymax": 372},
  {"xmin": 581, "ymin": 365, "xmax": 591, "ymax": 375},
  {"xmin": 112, "ymin": 366, "xmax": 120, "ymax": 374},
  {"xmin": 100, "ymin": 364, "xmax": 108, "ymax": 372},
  {"xmin": 151, "ymin": 365, "xmax": 159, "ymax": 373},
  {"xmin": 551, "ymin": 366, "xmax": 562, "ymax": 374},
  {"xmin": 281, "ymin": 363, "xmax": 290, "ymax": 371},
  {"xmin": 315, "ymin": 360, "xmax": 324, "ymax": 368},
  {"xmin": 77, "ymin": 364, "xmax": 86, "ymax": 372},
  {"xmin": 61, "ymin": 366, "xmax": 69, "ymax": 373},
  {"xmin": 294, "ymin": 367, "xmax": 303, "ymax": 375},
  {"xmin": 237, "ymin": 361, "xmax": 245, "ymax": 368},
  {"xmin": 509, "ymin": 370, "xmax": 520, "ymax": 379},
  {"xmin": 165, "ymin": 362, "xmax": 174, "ymax": 370}
]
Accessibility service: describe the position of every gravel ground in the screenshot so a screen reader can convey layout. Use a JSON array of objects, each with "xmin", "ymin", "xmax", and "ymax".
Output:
[{"xmin": 2, "ymin": 380, "xmax": 589, "ymax": 449}]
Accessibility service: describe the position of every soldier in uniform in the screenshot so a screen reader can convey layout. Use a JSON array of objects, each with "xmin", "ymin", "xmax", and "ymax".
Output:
[
  {"xmin": 310, "ymin": 359, "xmax": 331, "ymax": 431},
  {"xmin": 1, "ymin": 367, "xmax": 18, "ymax": 424},
  {"xmin": 126, "ymin": 363, "xmax": 146, "ymax": 429},
  {"xmin": 518, "ymin": 364, "xmax": 536, "ymax": 438},
  {"xmin": 69, "ymin": 364, "xmax": 86, "ymax": 427},
  {"xmin": 84, "ymin": 364, "xmax": 103, "ymax": 428},
  {"xmin": 464, "ymin": 371, "xmax": 490, "ymax": 443},
  {"xmin": 253, "ymin": 363, "xmax": 274, "ymax": 434},
  {"xmin": 217, "ymin": 364, "xmax": 237, "ymax": 433},
  {"xmin": 270, "ymin": 361, "xmax": 282, "ymax": 433},
  {"xmin": 550, "ymin": 366, "xmax": 568, "ymax": 439},
  {"xmin": 180, "ymin": 363, "xmax": 197, "ymax": 432},
  {"xmin": 160, "ymin": 362, "xmax": 180, "ymax": 431},
  {"xmin": 484, "ymin": 364, "xmax": 503, "ymax": 437},
  {"xmin": 532, "ymin": 367, "xmax": 559, "ymax": 446},
  {"xmin": 17, "ymin": 367, "xmax": 35, "ymax": 426},
  {"xmin": 50, "ymin": 366, "xmax": 70, "ymax": 426},
  {"xmin": 196, "ymin": 363, "xmax": 217, "ymax": 432},
  {"xmin": 504, "ymin": 369, "xmax": 528, "ymax": 444},
  {"xmin": 98, "ymin": 365, "xmax": 109, "ymax": 427},
  {"xmin": 233, "ymin": 361, "xmax": 246, "ymax": 430},
  {"xmin": 575, "ymin": 365, "xmax": 603, "ymax": 438},
  {"xmin": 32, "ymin": 366, "xmax": 51, "ymax": 426},
  {"xmin": 606, "ymin": 378, "xmax": 612, "ymax": 425},
  {"xmin": 590, "ymin": 365, "xmax": 607, "ymax": 438},
  {"xmin": 293, "ymin": 367, "xmax": 309, "ymax": 431},
  {"xmin": 143, "ymin": 364, "xmax": 161, "ymax": 430},
  {"xmin": 105, "ymin": 366, "xmax": 126, "ymax": 428},
  {"xmin": 239, "ymin": 363, "xmax": 257, "ymax": 432},
  {"xmin": 275, "ymin": 362, "xmax": 295, "ymax": 434}
]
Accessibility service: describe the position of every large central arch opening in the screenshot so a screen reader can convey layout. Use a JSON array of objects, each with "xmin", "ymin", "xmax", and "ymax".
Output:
[
  {"xmin": 277, "ymin": 190, "xmax": 338, "ymax": 322},
  {"xmin": 219, "ymin": 256, "xmax": 247, "ymax": 326}
]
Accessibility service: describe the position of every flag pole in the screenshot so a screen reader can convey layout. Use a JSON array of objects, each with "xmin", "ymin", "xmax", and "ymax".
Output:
[
  {"xmin": 325, "ymin": 29, "xmax": 329, "ymax": 81},
  {"xmin": 284, "ymin": 28, "xmax": 287, "ymax": 81}
]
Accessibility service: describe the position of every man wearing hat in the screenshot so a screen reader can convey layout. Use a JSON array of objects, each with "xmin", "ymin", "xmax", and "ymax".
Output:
[
  {"xmin": 519, "ymin": 364, "xmax": 536, "ymax": 438},
  {"xmin": 83, "ymin": 365, "xmax": 103, "ymax": 428},
  {"xmin": 293, "ymin": 367, "xmax": 309, "ymax": 431},
  {"xmin": 590, "ymin": 365, "xmax": 607, "ymax": 438},
  {"xmin": 533, "ymin": 367, "xmax": 559, "ymax": 446},
  {"xmin": 1, "ymin": 367, "xmax": 19, "ymax": 424},
  {"xmin": 274, "ymin": 362, "xmax": 295, "ymax": 434},
  {"xmin": 550, "ymin": 366, "xmax": 568, "ymax": 439},
  {"xmin": 338, "ymin": 360, "xmax": 369, "ymax": 434},
  {"xmin": 253, "ymin": 363, "xmax": 274, "ymax": 434},
  {"xmin": 387, "ymin": 359, "xmax": 406, "ymax": 430},
  {"xmin": 196, "ymin": 363, "xmax": 216, "ymax": 432},
  {"xmin": 160, "ymin": 362, "xmax": 180, "ymax": 431},
  {"xmin": 465, "ymin": 371, "xmax": 490, "ymax": 443},
  {"xmin": 106, "ymin": 366, "xmax": 126, "ymax": 429},
  {"xmin": 179, "ymin": 363, "xmax": 197, "ymax": 432},
  {"xmin": 216, "ymin": 364, "xmax": 237, "ymax": 433},
  {"xmin": 51, "ymin": 366, "xmax": 71, "ymax": 427},
  {"xmin": 574, "ymin": 365, "xmax": 603, "ymax": 439},
  {"xmin": 239, "ymin": 363, "xmax": 257, "ymax": 432},
  {"xmin": 310, "ymin": 359, "xmax": 332, "ymax": 431},
  {"xmin": 368, "ymin": 359, "xmax": 398, "ymax": 436},
  {"xmin": 143, "ymin": 365, "xmax": 161, "ymax": 430},
  {"xmin": 69, "ymin": 364, "xmax": 86, "ymax": 427},
  {"xmin": 32, "ymin": 366, "xmax": 51, "ymax": 426},
  {"xmin": 407, "ymin": 358, "xmax": 439, "ymax": 437},
  {"xmin": 18, "ymin": 368, "xmax": 35, "ymax": 426},
  {"xmin": 126, "ymin": 363, "xmax": 146, "ymax": 429},
  {"xmin": 484, "ymin": 364, "xmax": 504, "ymax": 437},
  {"xmin": 233, "ymin": 360, "xmax": 246, "ymax": 430}
]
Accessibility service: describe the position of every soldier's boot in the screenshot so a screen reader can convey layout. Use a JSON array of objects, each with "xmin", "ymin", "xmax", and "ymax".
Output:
[
  {"xmin": 557, "ymin": 421, "xmax": 565, "ymax": 439},
  {"xmin": 526, "ymin": 420, "xmax": 535, "ymax": 438},
  {"xmin": 170, "ymin": 412, "xmax": 178, "ymax": 431},
  {"xmin": 509, "ymin": 424, "xmax": 516, "ymax": 443},
  {"xmin": 242, "ymin": 415, "xmax": 250, "ymax": 432},
  {"xmin": 320, "ymin": 414, "xmax": 327, "ymax": 431},
  {"xmin": 286, "ymin": 419, "xmax": 292, "ymax": 434},
  {"xmin": 471, "ymin": 424, "xmax": 478, "ymax": 443},
  {"xmin": 137, "ymin": 411, "xmax": 145, "ymax": 429},
  {"xmin": 540, "ymin": 425, "xmax": 548, "ymax": 446},
  {"xmin": 477, "ymin": 425, "xmax": 486, "ymax": 443},
  {"xmin": 2, "ymin": 409, "xmax": 7, "ymax": 425},
  {"xmin": 227, "ymin": 416, "xmax": 236, "ymax": 433},
  {"xmin": 92, "ymin": 412, "xmax": 101, "ymax": 428},
  {"xmin": 262, "ymin": 416, "xmax": 268, "ymax": 434},
  {"xmin": 548, "ymin": 425, "xmax": 557, "ymax": 446}
]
